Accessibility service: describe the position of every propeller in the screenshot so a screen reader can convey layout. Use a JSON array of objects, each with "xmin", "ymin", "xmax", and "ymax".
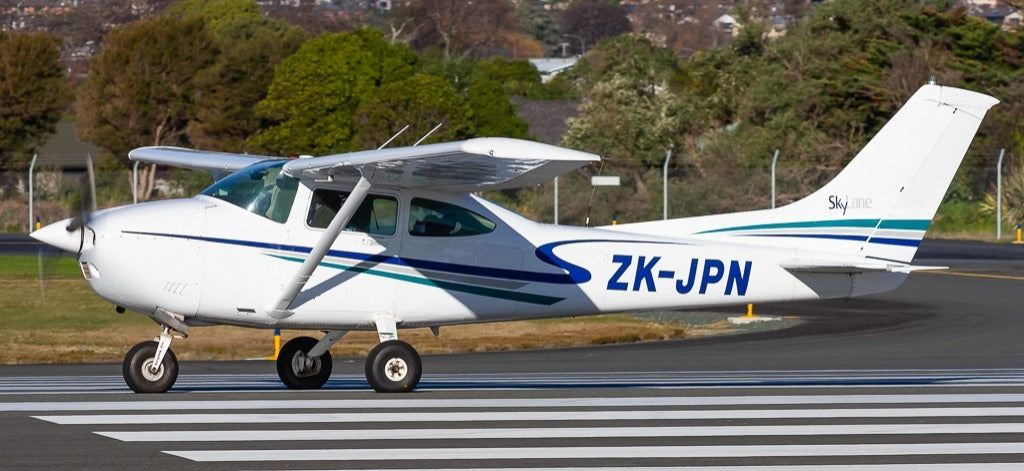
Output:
[{"xmin": 64, "ymin": 170, "xmax": 96, "ymax": 257}]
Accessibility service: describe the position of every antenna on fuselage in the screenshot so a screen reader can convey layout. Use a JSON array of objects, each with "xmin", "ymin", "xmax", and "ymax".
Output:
[
  {"xmin": 413, "ymin": 122, "xmax": 444, "ymax": 147},
  {"xmin": 378, "ymin": 124, "xmax": 410, "ymax": 150}
]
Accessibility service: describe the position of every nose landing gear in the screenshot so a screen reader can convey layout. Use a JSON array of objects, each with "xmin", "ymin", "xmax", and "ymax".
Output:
[{"xmin": 123, "ymin": 327, "xmax": 180, "ymax": 393}]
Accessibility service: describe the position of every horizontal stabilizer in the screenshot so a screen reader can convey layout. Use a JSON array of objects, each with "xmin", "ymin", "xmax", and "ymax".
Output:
[{"xmin": 781, "ymin": 259, "xmax": 947, "ymax": 274}]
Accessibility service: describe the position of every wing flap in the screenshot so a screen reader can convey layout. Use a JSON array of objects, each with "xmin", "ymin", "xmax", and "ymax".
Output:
[{"xmin": 282, "ymin": 137, "xmax": 599, "ymax": 191}]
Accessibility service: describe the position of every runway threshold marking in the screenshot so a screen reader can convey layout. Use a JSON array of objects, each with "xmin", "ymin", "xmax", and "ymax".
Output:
[
  {"xmin": 7, "ymin": 393, "xmax": 1024, "ymax": 411},
  {"xmin": 96, "ymin": 423, "xmax": 1024, "ymax": 442},
  {"xmin": 164, "ymin": 443, "xmax": 1024, "ymax": 461},
  {"xmin": 34, "ymin": 407, "xmax": 1024, "ymax": 424}
]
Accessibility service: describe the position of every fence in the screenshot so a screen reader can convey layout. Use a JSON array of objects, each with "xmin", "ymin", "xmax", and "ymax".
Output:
[{"xmin": 2, "ymin": 148, "xmax": 1019, "ymax": 240}]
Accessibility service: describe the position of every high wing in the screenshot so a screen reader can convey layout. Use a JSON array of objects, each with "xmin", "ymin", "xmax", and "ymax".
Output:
[
  {"xmin": 282, "ymin": 137, "xmax": 600, "ymax": 191},
  {"xmin": 129, "ymin": 147, "xmax": 277, "ymax": 180}
]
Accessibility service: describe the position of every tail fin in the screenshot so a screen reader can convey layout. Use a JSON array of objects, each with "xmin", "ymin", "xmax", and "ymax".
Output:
[{"xmin": 614, "ymin": 84, "xmax": 999, "ymax": 263}]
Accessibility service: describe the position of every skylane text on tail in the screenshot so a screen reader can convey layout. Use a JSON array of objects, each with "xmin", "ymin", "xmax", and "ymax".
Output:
[{"xmin": 31, "ymin": 83, "xmax": 997, "ymax": 393}]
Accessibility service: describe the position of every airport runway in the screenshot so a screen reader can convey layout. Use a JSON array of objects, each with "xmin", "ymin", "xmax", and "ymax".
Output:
[{"xmin": 0, "ymin": 239, "xmax": 1021, "ymax": 469}]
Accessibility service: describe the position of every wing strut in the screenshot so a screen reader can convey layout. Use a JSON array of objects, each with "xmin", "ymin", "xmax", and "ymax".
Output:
[{"xmin": 267, "ymin": 175, "xmax": 372, "ymax": 320}]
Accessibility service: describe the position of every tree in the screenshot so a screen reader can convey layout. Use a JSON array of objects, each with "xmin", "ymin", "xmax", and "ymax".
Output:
[
  {"xmin": 517, "ymin": 0, "xmax": 562, "ymax": 57},
  {"xmin": 396, "ymin": 0, "xmax": 519, "ymax": 58},
  {"xmin": 471, "ymin": 56, "xmax": 545, "ymax": 97},
  {"xmin": 559, "ymin": 1, "xmax": 631, "ymax": 55},
  {"xmin": 166, "ymin": 0, "xmax": 261, "ymax": 33},
  {"xmin": 562, "ymin": 35, "xmax": 689, "ymax": 216},
  {"xmin": 352, "ymin": 74, "xmax": 473, "ymax": 149},
  {"xmin": 0, "ymin": 32, "xmax": 68, "ymax": 170},
  {"xmin": 76, "ymin": 15, "xmax": 216, "ymax": 200},
  {"xmin": 174, "ymin": 1, "xmax": 307, "ymax": 151},
  {"xmin": 465, "ymin": 78, "xmax": 528, "ymax": 138},
  {"xmin": 252, "ymin": 29, "xmax": 418, "ymax": 155}
]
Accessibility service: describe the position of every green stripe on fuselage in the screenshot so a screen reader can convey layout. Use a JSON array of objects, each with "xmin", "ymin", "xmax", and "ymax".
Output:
[{"xmin": 268, "ymin": 254, "xmax": 563, "ymax": 306}]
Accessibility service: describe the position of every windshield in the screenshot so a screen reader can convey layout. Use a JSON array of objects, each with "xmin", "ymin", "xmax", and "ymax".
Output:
[{"xmin": 200, "ymin": 160, "xmax": 298, "ymax": 223}]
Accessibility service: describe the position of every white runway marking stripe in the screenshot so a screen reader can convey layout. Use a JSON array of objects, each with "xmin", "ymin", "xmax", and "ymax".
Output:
[
  {"xmin": 231, "ymin": 466, "xmax": 1024, "ymax": 471},
  {"xmin": 6, "ymin": 369, "xmax": 1024, "ymax": 393},
  {"xmin": 7, "ymin": 393, "xmax": 1024, "ymax": 411},
  {"xmin": 36, "ymin": 407, "xmax": 1024, "ymax": 424},
  {"xmin": 164, "ymin": 443, "xmax": 1024, "ymax": 461},
  {"xmin": 96, "ymin": 423, "xmax": 1024, "ymax": 442}
]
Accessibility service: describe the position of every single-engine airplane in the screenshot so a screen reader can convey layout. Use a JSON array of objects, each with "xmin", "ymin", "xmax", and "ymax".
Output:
[{"xmin": 32, "ymin": 83, "xmax": 997, "ymax": 393}]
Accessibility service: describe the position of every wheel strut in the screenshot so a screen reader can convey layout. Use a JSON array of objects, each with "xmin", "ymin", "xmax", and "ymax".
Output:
[{"xmin": 151, "ymin": 327, "xmax": 172, "ymax": 374}]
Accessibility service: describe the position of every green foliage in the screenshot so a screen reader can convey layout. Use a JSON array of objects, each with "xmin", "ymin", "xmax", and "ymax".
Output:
[
  {"xmin": 980, "ymin": 161, "xmax": 1024, "ymax": 232},
  {"xmin": 517, "ymin": 0, "xmax": 562, "ymax": 56},
  {"xmin": 352, "ymin": 74, "xmax": 473, "ymax": 148},
  {"xmin": 465, "ymin": 78, "xmax": 529, "ymax": 138},
  {"xmin": 252, "ymin": 28, "xmax": 418, "ymax": 155},
  {"xmin": 166, "ymin": 0, "xmax": 262, "ymax": 35},
  {"xmin": 188, "ymin": 10, "xmax": 307, "ymax": 151},
  {"xmin": 563, "ymin": 34, "xmax": 689, "ymax": 167},
  {"xmin": 471, "ymin": 56, "xmax": 544, "ymax": 97},
  {"xmin": 0, "ymin": 31, "xmax": 69, "ymax": 169},
  {"xmin": 76, "ymin": 15, "xmax": 217, "ymax": 158}
]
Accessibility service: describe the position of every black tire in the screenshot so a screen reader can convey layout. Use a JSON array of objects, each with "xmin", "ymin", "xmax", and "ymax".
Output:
[
  {"xmin": 365, "ymin": 340, "xmax": 421, "ymax": 393},
  {"xmin": 122, "ymin": 341, "xmax": 178, "ymax": 394},
  {"xmin": 276, "ymin": 336, "xmax": 333, "ymax": 390}
]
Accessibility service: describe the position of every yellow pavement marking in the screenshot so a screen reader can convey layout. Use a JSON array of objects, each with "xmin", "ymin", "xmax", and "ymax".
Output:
[{"xmin": 918, "ymin": 270, "xmax": 1024, "ymax": 281}]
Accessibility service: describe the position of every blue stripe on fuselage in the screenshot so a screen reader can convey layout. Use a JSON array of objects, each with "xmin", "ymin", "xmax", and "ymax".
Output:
[{"xmin": 122, "ymin": 231, "xmax": 577, "ymax": 284}]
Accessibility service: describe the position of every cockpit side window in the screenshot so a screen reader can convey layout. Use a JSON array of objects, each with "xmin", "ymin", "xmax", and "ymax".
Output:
[
  {"xmin": 307, "ymin": 189, "xmax": 398, "ymax": 236},
  {"xmin": 408, "ymin": 198, "xmax": 496, "ymax": 237},
  {"xmin": 200, "ymin": 160, "xmax": 298, "ymax": 223}
]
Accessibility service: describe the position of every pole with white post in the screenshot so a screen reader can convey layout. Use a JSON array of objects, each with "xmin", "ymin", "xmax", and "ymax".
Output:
[
  {"xmin": 553, "ymin": 177, "xmax": 559, "ymax": 225},
  {"xmin": 28, "ymin": 154, "xmax": 37, "ymax": 232},
  {"xmin": 663, "ymin": 149, "xmax": 672, "ymax": 220},
  {"xmin": 771, "ymin": 149, "xmax": 780, "ymax": 209},
  {"xmin": 997, "ymin": 148, "xmax": 1005, "ymax": 240},
  {"xmin": 132, "ymin": 160, "xmax": 140, "ymax": 204}
]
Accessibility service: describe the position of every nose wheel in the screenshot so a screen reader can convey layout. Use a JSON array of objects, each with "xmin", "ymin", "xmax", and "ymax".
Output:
[
  {"xmin": 123, "ymin": 336, "xmax": 178, "ymax": 394},
  {"xmin": 365, "ymin": 340, "xmax": 421, "ymax": 393}
]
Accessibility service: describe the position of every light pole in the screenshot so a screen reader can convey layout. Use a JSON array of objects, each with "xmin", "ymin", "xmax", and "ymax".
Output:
[
  {"xmin": 133, "ymin": 160, "xmax": 140, "ymax": 204},
  {"xmin": 562, "ymin": 34, "xmax": 585, "ymax": 55},
  {"xmin": 553, "ymin": 176, "xmax": 559, "ymax": 225},
  {"xmin": 771, "ymin": 149, "xmax": 779, "ymax": 209},
  {"xmin": 663, "ymin": 150, "xmax": 672, "ymax": 220},
  {"xmin": 997, "ymin": 148, "xmax": 1005, "ymax": 240},
  {"xmin": 28, "ymin": 153, "xmax": 37, "ymax": 232}
]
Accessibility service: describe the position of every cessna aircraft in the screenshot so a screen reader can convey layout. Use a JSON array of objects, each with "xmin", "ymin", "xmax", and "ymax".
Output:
[{"xmin": 32, "ymin": 83, "xmax": 996, "ymax": 393}]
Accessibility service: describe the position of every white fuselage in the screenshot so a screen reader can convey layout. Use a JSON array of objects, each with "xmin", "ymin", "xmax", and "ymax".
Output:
[{"xmin": 56, "ymin": 176, "xmax": 906, "ymax": 333}]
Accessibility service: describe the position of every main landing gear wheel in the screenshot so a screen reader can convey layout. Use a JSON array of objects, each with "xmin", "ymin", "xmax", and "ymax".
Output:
[
  {"xmin": 365, "ymin": 340, "xmax": 421, "ymax": 393},
  {"xmin": 277, "ymin": 336, "xmax": 333, "ymax": 390},
  {"xmin": 123, "ymin": 341, "xmax": 178, "ymax": 394}
]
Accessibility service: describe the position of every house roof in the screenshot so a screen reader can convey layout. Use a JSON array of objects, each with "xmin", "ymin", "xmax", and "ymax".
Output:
[{"xmin": 34, "ymin": 120, "xmax": 104, "ymax": 170}]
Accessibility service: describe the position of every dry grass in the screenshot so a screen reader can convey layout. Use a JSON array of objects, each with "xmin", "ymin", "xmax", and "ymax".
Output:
[{"xmin": 0, "ymin": 275, "xmax": 691, "ymax": 364}]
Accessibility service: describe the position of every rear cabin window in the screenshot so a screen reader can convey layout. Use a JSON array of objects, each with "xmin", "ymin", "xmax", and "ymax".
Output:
[
  {"xmin": 307, "ymin": 189, "xmax": 398, "ymax": 236},
  {"xmin": 408, "ymin": 198, "xmax": 496, "ymax": 237}
]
